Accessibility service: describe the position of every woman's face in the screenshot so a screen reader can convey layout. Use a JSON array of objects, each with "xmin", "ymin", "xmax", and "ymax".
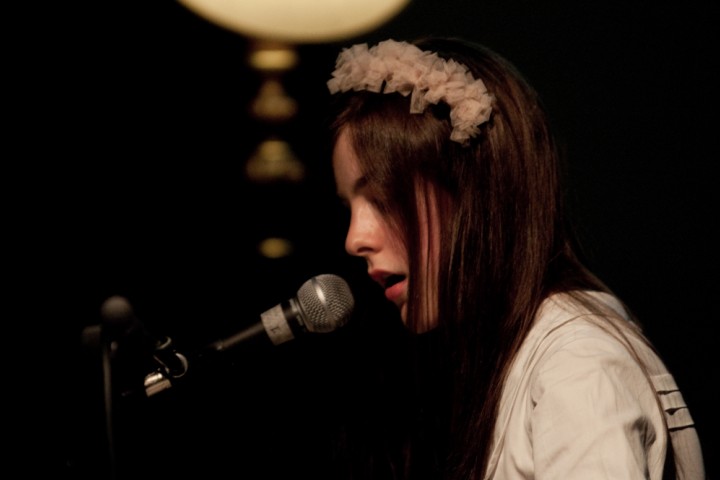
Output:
[{"xmin": 333, "ymin": 128, "xmax": 439, "ymax": 332}]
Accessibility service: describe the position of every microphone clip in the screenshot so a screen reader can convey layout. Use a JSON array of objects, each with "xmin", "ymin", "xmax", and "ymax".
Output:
[{"xmin": 143, "ymin": 335, "xmax": 189, "ymax": 397}]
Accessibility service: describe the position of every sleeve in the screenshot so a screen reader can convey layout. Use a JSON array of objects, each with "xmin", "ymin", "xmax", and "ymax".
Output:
[{"xmin": 528, "ymin": 329, "xmax": 665, "ymax": 479}]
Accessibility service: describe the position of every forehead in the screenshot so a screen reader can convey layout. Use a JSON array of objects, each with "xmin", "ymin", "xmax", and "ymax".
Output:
[{"xmin": 333, "ymin": 129, "xmax": 363, "ymax": 191}]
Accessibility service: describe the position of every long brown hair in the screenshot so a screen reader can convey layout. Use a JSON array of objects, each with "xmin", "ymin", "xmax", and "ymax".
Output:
[{"xmin": 329, "ymin": 37, "xmax": 615, "ymax": 479}]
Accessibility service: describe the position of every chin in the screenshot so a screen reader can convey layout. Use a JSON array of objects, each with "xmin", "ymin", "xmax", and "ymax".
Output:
[{"xmin": 397, "ymin": 303, "xmax": 407, "ymax": 322}]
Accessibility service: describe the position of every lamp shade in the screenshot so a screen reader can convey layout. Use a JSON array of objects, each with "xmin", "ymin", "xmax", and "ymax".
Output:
[{"xmin": 177, "ymin": 0, "xmax": 411, "ymax": 43}]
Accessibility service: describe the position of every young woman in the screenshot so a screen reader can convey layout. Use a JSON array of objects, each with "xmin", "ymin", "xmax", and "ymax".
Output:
[{"xmin": 326, "ymin": 37, "xmax": 705, "ymax": 479}]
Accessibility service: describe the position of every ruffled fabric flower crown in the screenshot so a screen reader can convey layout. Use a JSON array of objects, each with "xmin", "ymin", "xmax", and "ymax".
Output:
[{"xmin": 327, "ymin": 39, "xmax": 494, "ymax": 144}]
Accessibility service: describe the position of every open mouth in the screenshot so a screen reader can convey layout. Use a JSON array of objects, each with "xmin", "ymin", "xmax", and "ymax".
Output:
[{"xmin": 384, "ymin": 274, "xmax": 405, "ymax": 289}]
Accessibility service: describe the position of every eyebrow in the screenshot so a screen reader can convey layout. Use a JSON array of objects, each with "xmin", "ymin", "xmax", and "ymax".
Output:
[{"xmin": 337, "ymin": 175, "xmax": 369, "ymax": 201}]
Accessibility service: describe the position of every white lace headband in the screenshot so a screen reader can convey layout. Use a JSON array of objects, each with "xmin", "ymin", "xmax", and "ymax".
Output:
[{"xmin": 327, "ymin": 39, "xmax": 494, "ymax": 144}]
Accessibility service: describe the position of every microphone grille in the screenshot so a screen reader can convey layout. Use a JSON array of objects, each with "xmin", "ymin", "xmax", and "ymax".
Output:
[{"xmin": 297, "ymin": 274, "xmax": 354, "ymax": 333}]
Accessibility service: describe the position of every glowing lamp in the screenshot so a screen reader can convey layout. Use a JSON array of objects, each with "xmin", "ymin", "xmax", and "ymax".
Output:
[{"xmin": 177, "ymin": 0, "xmax": 410, "ymax": 43}]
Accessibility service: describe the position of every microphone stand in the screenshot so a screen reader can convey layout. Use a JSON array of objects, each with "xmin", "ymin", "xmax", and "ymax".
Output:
[{"xmin": 82, "ymin": 296, "xmax": 189, "ymax": 479}]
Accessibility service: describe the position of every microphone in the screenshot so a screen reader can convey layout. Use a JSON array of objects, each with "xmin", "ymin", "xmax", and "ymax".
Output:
[
  {"xmin": 206, "ymin": 273, "xmax": 354, "ymax": 352},
  {"xmin": 120, "ymin": 273, "xmax": 353, "ymax": 397}
]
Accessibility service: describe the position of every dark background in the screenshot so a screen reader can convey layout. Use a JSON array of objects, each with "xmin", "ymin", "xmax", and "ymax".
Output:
[{"xmin": 20, "ymin": 0, "xmax": 716, "ymax": 477}]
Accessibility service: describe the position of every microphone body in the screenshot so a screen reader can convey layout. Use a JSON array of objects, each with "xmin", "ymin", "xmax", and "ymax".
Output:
[
  {"xmin": 137, "ymin": 273, "xmax": 354, "ymax": 396},
  {"xmin": 207, "ymin": 274, "xmax": 354, "ymax": 352}
]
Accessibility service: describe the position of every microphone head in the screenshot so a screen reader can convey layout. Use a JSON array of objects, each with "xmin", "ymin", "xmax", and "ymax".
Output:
[
  {"xmin": 100, "ymin": 295, "xmax": 141, "ymax": 337},
  {"xmin": 297, "ymin": 274, "xmax": 354, "ymax": 333},
  {"xmin": 101, "ymin": 295, "xmax": 134, "ymax": 324}
]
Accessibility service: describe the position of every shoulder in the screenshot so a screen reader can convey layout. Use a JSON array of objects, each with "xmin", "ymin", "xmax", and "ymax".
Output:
[
  {"xmin": 501, "ymin": 291, "xmax": 664, "ymax": 418},
  {"xmin": 527, "ymin": 291, "xmax": 654, "ymax": 390},
  {"xmin": 490, "ymin": 292, "xmax": 672, "ymax": 478},
  {"xmin": 502, "ymin": 291, "xmax": 668, "ymax": 421}
]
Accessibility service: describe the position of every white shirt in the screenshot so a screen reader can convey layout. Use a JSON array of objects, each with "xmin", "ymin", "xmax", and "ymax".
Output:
[{"xmin": 485, "ymin": 292, "xmax": 705, "ymax": 479}]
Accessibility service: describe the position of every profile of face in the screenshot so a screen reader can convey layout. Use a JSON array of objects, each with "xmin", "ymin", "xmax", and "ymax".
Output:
[{"xmin": 333, "ymin": 128, "xmax": 440, "ymax": 332}]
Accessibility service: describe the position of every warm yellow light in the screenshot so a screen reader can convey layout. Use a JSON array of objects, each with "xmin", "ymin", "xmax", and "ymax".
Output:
[
  {"xmin": 258, "ymin": 237, "xmax": 294, "ymax": 258},
  {"xmin": 246, "ymin": 138, "xmax": 305, "ymax": 182},
  {"xmin": 177, "ymin": 0, "xmax": 411, "ymax": 43},
  {"xmin": 248, "ymin": 44, "xmax": 298, "ymax": 71}
]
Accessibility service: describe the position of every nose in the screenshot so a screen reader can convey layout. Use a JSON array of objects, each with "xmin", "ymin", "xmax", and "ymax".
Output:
[{"xmin": 345, "ymin": 203, "xmax": 382, "ymax": 257}]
